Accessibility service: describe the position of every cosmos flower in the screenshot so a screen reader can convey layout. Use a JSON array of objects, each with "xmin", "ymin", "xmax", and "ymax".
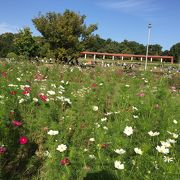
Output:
[
  {"xmin": 92, "ymin": 106, "xmax": 98, "ymax": 111},
  {"xmin": 89, "ymin": 138, "xmax": 95, "ymax": 142},
  {"xmin": 57, "ymin": 144, "xmax": 67, "ymax": 152},
  {"xmin": 114, "ymin": 148, "xmax": 126, "ymax": 155},
  {"xmin": 164, "ymin": 156, "xmax": 173, "ymax": 163},
  {"xmin": 134, "ymin": 148, "xmax": 143, "ymax": 155},
  {"xmin": 60, "ymin": 158, "xmax": 70, "ymax": 165},
  {"xmin": 173, "ymin": 120, "xmax": 178, "ymax": 124},
  {"xmin": 156, "ymin": 145, "xmax": 169, "ymax": 154},
  {"xmin": 19, "ymin": 136, "xmax": 28, "ymax": 145},
  {"xmin": 101, "ymin": 117, "xmax": 107, "ymax": 122},
  {"xmin": 114, "ymin": 161, "xmax": 124, "ymax": 170},
  {"xmin": 148, "ymin": 131, "xmax": 160, "ymax": 136},
  {"xmin": 123, "ymin": 126, "xmax": 133, "ymax": 136},
  {"xmin": 47, "ymin": 130, "xmax": 59, "ymax": 135},
  {"xmin": 12, "ymin": 120, "xmax": 22, "ymax": 126},
  {"xmin": 0, "ymin": 146, "xmax": 7, "ymax": 154}
]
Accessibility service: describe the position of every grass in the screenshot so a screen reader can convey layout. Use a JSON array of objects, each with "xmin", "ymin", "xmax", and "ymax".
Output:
[{"xmin": 0, "ymin": 61, "xmax": 180, "ymax": 180}]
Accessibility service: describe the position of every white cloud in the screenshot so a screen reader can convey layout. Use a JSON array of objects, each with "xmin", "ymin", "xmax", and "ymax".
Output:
[
  {"xmin": 0, "ymin": 23, "xmax": 18, "ymax": 34},
  {"xmin": 97, "ymin": 0, "xmax": 158, "ymax": 13}
]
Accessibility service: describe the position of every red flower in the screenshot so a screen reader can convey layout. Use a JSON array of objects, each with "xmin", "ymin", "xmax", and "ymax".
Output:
[
  {"xmin": 2, "ymin": 72, "xmax": 7, "ymax": 78},
  {"xmin": 12, "ymin": 120, "xmax": 22, "ymax": 126},
  {"xmin": 10, "ymin": 91, "xmax": 16, "ymax": 95},
  {"xmin": 91, "ymin": 83, "xmax": 97, "ymax": 88},
  {"xmin": 19, "ymin": 136, "xmax": 28, "ymax": 145},
  {"xmin": 0, "ymin": 146, "xmax": 7, "ymax": 154},
  {"xmin": 24, "ymin": 87, "xmax": 31, "ymax": 92},
  {"xmin": 22, "ymin": 90, "xmax": 30, "ymax": 95},
  {"xmin": 39, "ymin": 94, "xmax": 48, "ymax": 102},
  {"xmin": 60, "ymin": 158, "xmax": 70, "ymax": 165}
]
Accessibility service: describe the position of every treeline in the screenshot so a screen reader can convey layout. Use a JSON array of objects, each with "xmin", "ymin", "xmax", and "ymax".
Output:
[{"xmin": 0, "ymin": 9, "xmax": 179, "ymax": 63}]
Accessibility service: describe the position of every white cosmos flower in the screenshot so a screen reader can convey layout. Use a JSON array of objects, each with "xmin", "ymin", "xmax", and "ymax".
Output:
[
  {"xmin": 125, "ymin": 84, "xmax": 130, "ymax": 87},
  {"xmin": 123, "ymin": 126, "xmax": 133, "ymax": 136},
  {"xmin": 148, "ymin": 131, "xmax": 160, "ymax": 136},
  {"xmin": 89, "ymin": 138, "xmax": 95, "ymax": 142},
  {"xmin": 134, "ymin": 148, "xmax": 143, "ymax": 155},
  {"xmin": 172, "ymin": 133, "xmax": 178, "ymax": 139},
  {"xmin": 94, "ymin": 123, "xmax": 100, "ymax": 128},
  {"xmin": 166, "ymin": 139, "xmax": 176, "ymax": 144},
  {"xmin": 47, "ymin": 90, "xmax": 56, "ymax": 95},
  {"xmin": 92, "ymin": 106, "xmax": 98, "ymax": 111},
  {"xmin": 89, "ymin": 154, "xmax": 96, "ymax": 159},
  {"xmin": 19, "ymin": 98, "xmax": 25, "ymax": 104},
  {"xmin": 132, "ymin": 106, "xmax": 138, "ymax": 111},
  {"xmin": 160, "ymin": 141, "xmax": 171, "ymax": 148},
  {"xmin": 33, "ymin": 98, "xmax": 38, "ymax": 102},
  {"xmin": 133, "ymin": 115, "xmax": 139, "ymax": 119},
  {"xmin": 173, "ymin": 119, "xmax": 178, "ymax": 124},
  {"xmin": 164, "ymin": 156, "xmax": 173, "ymax": 163},
  {"xmin": 101, "ymin": 117, "xmax": 107, "ymax": 122},
  {"xmin": 47, "ymin": 130, "xmax": 59, "ymax": 135},
  {"xmin": 103, "ymin": 126, "xmax": 108, "ymax": 130},
  {"xmin": 156, "ymin": 145, "xmax": 169, "ymax": 154},
  {"xmin": 114, "ymin": 149, "xmax": 126, "ymax": 155},
  {"xmin": 56, "ymin": 144, "xmax": 67, "ymax": 152},
  {"xmin": 114, "ymin": 161, "xmax": 124, "ymax": 170}
]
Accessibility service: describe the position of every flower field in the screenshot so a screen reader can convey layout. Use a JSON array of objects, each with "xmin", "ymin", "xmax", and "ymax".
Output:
[{"xmin": 0, "ymin": 61, "xmax": 180, "ymax": 179}]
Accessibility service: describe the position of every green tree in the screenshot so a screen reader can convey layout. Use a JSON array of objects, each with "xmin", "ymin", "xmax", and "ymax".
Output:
[
  {"xmin": 170, "ymin": 43, "xmax": 180, "ymax": 63},
  {"xmin": 14, "ymin": 27, "xmax": 39, "ymax": 58},
  {"xmin": 0, "ymin": 33, "xmax": 15, "ymax": 57},
  {"xmin": 148, "ymin": 44, "xmax": 162, "ymax": 55},
  {"xmin": 32, "ymin": 10, "xmax": 97, "ymax": 64}
]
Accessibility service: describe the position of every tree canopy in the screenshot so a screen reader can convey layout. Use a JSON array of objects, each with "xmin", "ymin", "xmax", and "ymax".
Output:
[
  {"xmin": 32, "ymin": 10, "xmax": 97, "ymax": 63},
  {"xmin": 14, "ymin": 27, "xmax": 39, "ymax": 58}
]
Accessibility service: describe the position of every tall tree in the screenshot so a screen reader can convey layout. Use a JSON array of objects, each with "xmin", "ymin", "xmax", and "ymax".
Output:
[
  {"xmin": 14, "ymin": 27, "xmax": 39, "ymax": 58},
  {"xmin": 170, "ymin": 43, "xmax": 180, "ymax": 63},
  {"xmin": 0, "ymin": 33, "xmax": 15, "ymax": 57},
  {"xmin": 148, "ymin": 44, "xmax": 162, "ymax": 55},
  {"xmin": 32, "ymin": 10, "xmax": 97, "ymax": 64}
]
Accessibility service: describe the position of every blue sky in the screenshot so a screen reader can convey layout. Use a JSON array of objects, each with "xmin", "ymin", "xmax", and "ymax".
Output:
[{"xmin": 0, "ymin": 0, "xmax": 180, "ymax": 50}]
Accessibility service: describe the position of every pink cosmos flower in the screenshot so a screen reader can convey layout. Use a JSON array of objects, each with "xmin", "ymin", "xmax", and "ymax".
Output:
[
  {"xmin": 2, "ymin": 72, "xmax": 7, "ymax": 78},
  {"xmin": 0, "ymin": 146, "xmax": 7, "ymax": 154},
  {"xmin": 19, "ymin": 136, "xmax": 28, "ymax": 145},
  {"xmin": 12, "ymin": 120, "xmax": 22, "ymax": 126},
  {"xmin": 60, "ymin": 158, "xmax": 70, "ymax": 165},
  {"xmin": 137, "ymin": 92, "xmax": 145, "ymax": 97}
]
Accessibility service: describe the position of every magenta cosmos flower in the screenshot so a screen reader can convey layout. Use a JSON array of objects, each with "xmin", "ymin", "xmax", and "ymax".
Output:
[
  {"xmin": 12, "ymin": 120, "xmax": 22, "ymax": 126},
  {"xmin": 0, "ymin": 146, "xmax": 7, "ymax": 154},
  {"xmin": 19, "ymin": 136, "xmax": 28, "ymax": 145}
]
